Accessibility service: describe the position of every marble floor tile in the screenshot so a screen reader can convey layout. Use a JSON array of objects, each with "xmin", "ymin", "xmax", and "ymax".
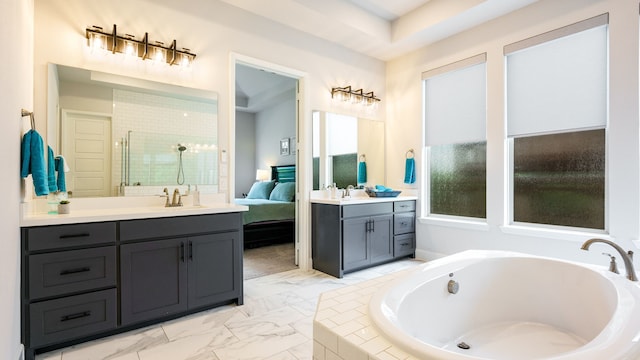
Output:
[
  {"xmin": 161, "ymin": 306, "xmax": 241, "ymax": 341},
  {"xmin": 137, "ymin": 332, "xmax": 228, "ymax": 360},
  {"xmin": 225, "ymin": 307, "xmax": 307, "ymax": 340},
  {"xmin": 61, "ymin": 326, "xmax": 167, "ymax": 360},
  {"xmin": 35, "ymin": 259, "xmax": 423, "ymax": 360},
  {"xmin": 239, "ymin": 291, "xmax": 307, "ymax": 318},
  {"xmin": 287, "ymin": 340, "xmax": 314, "ymax": 360},
  {"xmin": 211, "ymin": 332, "xmax": 308, "ymax": 360}
]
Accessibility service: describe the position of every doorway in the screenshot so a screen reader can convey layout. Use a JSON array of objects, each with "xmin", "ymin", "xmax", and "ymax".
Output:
[{"xmin": 232, "ymin": 58, "xmax": 305, "ymax": 279}]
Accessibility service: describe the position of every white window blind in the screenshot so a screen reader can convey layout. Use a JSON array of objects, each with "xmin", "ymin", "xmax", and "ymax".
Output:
[
  {"xmin": 505, "ymin": 14, "xmax": 608, "ymax": 137},
  {"xmin": 423, "ymin": 54, "xmax": 487, "ymax": 146},
  {"xmin": 326, "ymin": 113, "xmax": 357, "ymax": 155}
]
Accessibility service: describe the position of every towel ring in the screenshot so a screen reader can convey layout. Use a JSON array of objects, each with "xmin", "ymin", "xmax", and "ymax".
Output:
[
  {"xmin": 359, "ymin": 154, "xmax": 366, "ymax": 162},
  {"xmin": 406, "ymin": 149, "xmax": 414, "ymax": 159},
  {"xmin": 21, "ymin": 109, "xmax": 35, "ymax": 130}
]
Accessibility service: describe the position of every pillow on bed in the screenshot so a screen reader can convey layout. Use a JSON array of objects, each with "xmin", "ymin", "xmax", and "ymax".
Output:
[
  {"xmin": 269, "ymin": 182, "xmax": 295, "ymax": 202},
  {"xmin": 247, "ymin": 181, "xmax": 276, "ymax": 199}
]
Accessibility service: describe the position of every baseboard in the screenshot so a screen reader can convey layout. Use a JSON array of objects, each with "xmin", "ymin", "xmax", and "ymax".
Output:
[
  {"xmin": 16, "ymin": 344, "xmax": 24, "ymax": 360},
  {"xmin": 415, "ymin": 249, "xmax": 448, "ymax": 262}
]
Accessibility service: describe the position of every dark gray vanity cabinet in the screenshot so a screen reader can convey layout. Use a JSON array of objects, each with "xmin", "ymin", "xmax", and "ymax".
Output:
[
  {"xmin": 393, "ymin": 201, "xmax": 416, "ymax": 258},
  {"xmin": 120, "ymin": 238, "xmax": 188, "ymax": 325},
  {"xmin": 21, "ymin": 212, "xmax": 243, "ymax": 360},
  {"xmin": 343, "ymin": 214, "xmax": 393, "ymax": 271},
  {"xmin": 120, "ymin": 214, "xmax": 243, "ymax": 326},
  {"xmin": 21, "ymin": 222, "xmax": 118, "ymax": 353},
  {"xmin": 312, "ymin": 199, "xmax": 416, "ymax": 278},
  {"xmin": 120, "ymin": 231, "xmax": 243, "ymax": 326}
]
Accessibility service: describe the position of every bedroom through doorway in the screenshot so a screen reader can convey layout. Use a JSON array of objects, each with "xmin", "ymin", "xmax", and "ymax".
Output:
[{"xmin": 234, "ymin": 63, "xmax": 299, "ymax": 279}]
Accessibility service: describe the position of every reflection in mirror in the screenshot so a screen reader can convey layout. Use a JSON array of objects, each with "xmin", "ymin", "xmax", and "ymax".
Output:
[
  {"xmin": 50, "ymin": 64, "xmax": 218, "ymax": 198},
  {"xmin": 312, "ymin": 111, "xmax": 384, "ymax": 190}
]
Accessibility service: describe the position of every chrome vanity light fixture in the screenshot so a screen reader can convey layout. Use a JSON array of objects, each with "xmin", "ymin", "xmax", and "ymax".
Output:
[
  {"xmin": 331, "ymin": 85, "xmax": 380, "ymax": 109},
  {"xmin": 86, "ymin": 24, "xmax": 196, "ymax": 67}
]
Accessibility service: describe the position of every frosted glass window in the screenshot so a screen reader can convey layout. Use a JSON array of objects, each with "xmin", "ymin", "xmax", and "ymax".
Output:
[
  {"xmin": 513, "ymin": 130, "xmax": 605, "ymax": 229},
  {"xmin": 423, "ymin": 54, "xmax": 487, "ymax": 218},
  {"xmin": 424, "ymin": 57, "xmax": 486, "ymax": 146},
  {"xmin": 506, "ymin": 17, "xmax": 608, "ymax": 136},
  {"xmin": 506, "ymin": 15, "xmax": 608, "ymax": 230},
  {"xmin": 430, "ymin": 142, "xmax": 486, "ymax": 218}
]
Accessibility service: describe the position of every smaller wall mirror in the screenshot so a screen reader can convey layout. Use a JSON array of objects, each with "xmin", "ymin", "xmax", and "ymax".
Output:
[{"xmin": 312, "ymin": 111, "xmax": 385, "ymax": 190}]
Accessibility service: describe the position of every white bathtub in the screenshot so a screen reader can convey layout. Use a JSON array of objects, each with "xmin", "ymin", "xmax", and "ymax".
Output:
[{"xmin": 369, "ymin": 250, "xmax": 640, "ymax": 360}]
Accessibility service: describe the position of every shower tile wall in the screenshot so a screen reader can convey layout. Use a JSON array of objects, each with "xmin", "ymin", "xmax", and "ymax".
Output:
[{"xmin": 112, "ymin": 89, "xmax": 218, "ymax": 194}]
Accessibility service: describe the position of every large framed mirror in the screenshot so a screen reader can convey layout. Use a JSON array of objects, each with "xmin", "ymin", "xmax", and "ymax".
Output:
[
  {"xmin": 48, "ymin": 64, "xmax": 219, "ymax": 198},
  {"xmin": 312, "ymin": 111, "xmax": 385, "ymax": 190}
]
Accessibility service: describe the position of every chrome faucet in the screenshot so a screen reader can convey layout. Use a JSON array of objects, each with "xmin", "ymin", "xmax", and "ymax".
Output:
[
  {"xmin": 345, "ymin": 185, "xmax": 354, "ymax": 197},
  {"xmin": 581, "ymin": 238, "xmax": 637, "ymax": 281}
]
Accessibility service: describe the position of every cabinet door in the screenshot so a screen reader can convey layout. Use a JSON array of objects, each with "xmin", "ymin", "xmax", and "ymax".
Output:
[
  {"xmin": 342, "ymin": 217, "xmax": 370, "ymax": 271},
  {"xmin": 188, "ymin": 232, "xmax": 242, "ymax": 309},
  {"xmin": 120, "ymin": 238, "xmax": 188, "ymax": 326},
  {"xmin": 370, "ymin": 214, "xmax": 393, "ymax": 264}
]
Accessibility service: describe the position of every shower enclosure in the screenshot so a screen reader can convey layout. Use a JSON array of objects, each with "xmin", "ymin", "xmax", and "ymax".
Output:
[{"xmin": 118, "ymin": 130, "xmax": 218, "ymax": 196}]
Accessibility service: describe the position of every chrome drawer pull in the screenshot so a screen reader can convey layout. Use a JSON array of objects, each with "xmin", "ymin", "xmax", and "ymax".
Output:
[
  {"xmin": 59, "ymin": 267, "xmax": 91, "ymax": 276},
  {"xmin": 59, "ymin": 233, "xmax": 90, "ymax": 239},
  {"xmin": 60, "ymin": 310, "xmax": 91, "ymax": 322}
]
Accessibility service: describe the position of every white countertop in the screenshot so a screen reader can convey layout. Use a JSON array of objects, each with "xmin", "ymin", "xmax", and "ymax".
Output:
[
  {"xmin": 20, "ymin": 195, "xmax": 248, "ymax": 227},
  {"xmin": 310, "ymin": 195, "xmax": 417, "ymax": 206}
]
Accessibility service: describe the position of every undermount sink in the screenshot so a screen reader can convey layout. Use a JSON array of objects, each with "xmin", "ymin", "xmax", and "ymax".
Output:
[{"xmin": 162, "ymin": 204, "xmax": 207, "ymax": 210}]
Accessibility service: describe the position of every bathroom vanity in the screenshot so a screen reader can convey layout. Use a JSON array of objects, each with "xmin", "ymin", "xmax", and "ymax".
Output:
[
  {"xmin": 20, "ymin": 203, "xmax": 246, "ymax": 360},
  {"xmin": 311, "ymin": 196, "xmax": 417, "ymax": 278}
]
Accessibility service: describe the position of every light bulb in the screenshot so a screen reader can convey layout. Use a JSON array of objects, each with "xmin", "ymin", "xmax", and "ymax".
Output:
[{"xmin": 124, "ymin": 40, "xmax": 137, "ymax": 57}]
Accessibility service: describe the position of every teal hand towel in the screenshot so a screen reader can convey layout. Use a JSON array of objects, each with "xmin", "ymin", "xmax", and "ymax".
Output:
[
  {"xmin": 375, "ymin": 185, "xmax": 392, "ymax": 192},
  {"xmin": 55, "ymin": 156, "xmax": 66, "ymax": 192},
  {"xmin": 20, "ymin": 129, "xmax": 49, "ymax": 196},
  {"xmin": 357, "ymin": 161, "xmax": 367, "ymax": 184},
  {"xmin": 404, "ymin": 158, "xmax": 416, "ymax": 184},
  {"xmin": 47, "ymin": 146, "xmax": 58, "ymax": 193}
]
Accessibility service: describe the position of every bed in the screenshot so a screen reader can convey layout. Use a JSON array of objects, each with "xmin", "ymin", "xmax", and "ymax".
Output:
[{"xmin": 235, "ymin": 165, "xmax": 296, "ymax": 248}]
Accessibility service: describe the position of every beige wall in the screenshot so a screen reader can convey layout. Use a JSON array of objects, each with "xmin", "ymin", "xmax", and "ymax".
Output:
[{"xmin": 1, "ymin": 0, "xmax": 33, "ymax": 358}]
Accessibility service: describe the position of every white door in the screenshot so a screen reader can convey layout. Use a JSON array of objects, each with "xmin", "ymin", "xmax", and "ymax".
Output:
[{"xmin": 61, "ymin": 110, "xmax": 112, "ymax": 197}]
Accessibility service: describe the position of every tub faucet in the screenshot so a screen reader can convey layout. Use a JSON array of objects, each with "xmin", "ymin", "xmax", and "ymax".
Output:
[{"xmin": 580, "ymin": 238, "xmax": 637, "ymax": 281}]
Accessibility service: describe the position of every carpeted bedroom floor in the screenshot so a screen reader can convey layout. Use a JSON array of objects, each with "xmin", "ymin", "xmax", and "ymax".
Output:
[{"xmin": 243, "ymin": 242, "xmax": 298, "ymax": 280}]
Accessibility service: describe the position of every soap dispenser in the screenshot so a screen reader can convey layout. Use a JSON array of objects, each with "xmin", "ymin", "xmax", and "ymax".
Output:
[{"xmin": 192, "ymin": 185, "xmax": 200, "ymax": 206}]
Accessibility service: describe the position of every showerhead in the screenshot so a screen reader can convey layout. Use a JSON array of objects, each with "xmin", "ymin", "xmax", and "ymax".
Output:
[{"xmin": 177, "ymin": 144, "xmax": 187, "ymax": 152}]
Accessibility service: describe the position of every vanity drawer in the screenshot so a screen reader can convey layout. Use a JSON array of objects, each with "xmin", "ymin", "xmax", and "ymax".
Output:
[
  {"xmin": 394, "ymin": 213, "xmax": 415, "ymax": 235},
  {"xmin": 394, "ymin": 234, "xmax": 415, "ymax": 258},
  {"xmin": 28, "ymin": 246, "xmax": 116, "ymax": 300},
  {"xmin": 26, "ymin": 222, "xmax": 116, "ymax": 252},
  {"xmin": 120, "ymin": 213, "xmax": 242, "ymax": 242},
  {"xmin": 29, "ymin": 288, "xmax": 117, "ymax": 347},
  {"xmin": 394, "ymin": 200, "xmax": 416, "ymax": 213},
  {"xmin": 342, "ymin": 202, "xmax": 393, "ymax": 219}
]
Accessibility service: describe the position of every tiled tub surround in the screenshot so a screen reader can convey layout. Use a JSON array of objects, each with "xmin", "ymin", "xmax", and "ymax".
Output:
[
  {"xmin": 314, "ymin": 251, "xmax": 640, "ymax": 360},
  {"xmin": 313, "ymin": 269, "xmax": 420, "ymax": 360}
]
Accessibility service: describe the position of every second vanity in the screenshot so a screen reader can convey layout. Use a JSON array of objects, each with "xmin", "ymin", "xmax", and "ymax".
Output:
[
  {"xmin": 311, "ymin": 194, "xmax": 417, "ymax": 278},
  {"xmin": 20, "ymin": 198, "xmax": 247, "ymax": 360}
]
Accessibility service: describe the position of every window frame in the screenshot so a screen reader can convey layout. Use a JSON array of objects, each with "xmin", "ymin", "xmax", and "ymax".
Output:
[
  {"xmin": 504, "ymin": 14, "xmax": 610, "ymax": 234},
  {"xmin": 421, "ymin": 53, "xmax": 489, "ymax": 226}
]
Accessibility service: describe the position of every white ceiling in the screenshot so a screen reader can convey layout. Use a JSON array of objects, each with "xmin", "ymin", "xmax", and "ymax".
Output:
[
  {"xmin": 230, "ymin": 0, "xmax": 539, "ymax": 111},
  {"xmin": 220, "ymin": 0, "xmax": 539, "ymax": 61}
]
